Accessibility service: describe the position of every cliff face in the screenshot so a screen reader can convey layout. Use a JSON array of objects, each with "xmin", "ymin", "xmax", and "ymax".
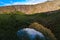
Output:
[{"xmin": 0, "ymin": 0, "xmax": 60, "ymax": 14}]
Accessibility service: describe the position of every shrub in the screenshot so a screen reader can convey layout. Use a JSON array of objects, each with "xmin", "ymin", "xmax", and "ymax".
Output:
[{"xmin": 29, "ymin": 22, "xmax": 57, "ymax": 40}]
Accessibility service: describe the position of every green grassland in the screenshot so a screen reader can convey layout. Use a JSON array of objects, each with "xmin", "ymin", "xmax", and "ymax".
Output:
[{"xmin": 0, "ymin": 10, "xmax": 60, "ymax": 40}]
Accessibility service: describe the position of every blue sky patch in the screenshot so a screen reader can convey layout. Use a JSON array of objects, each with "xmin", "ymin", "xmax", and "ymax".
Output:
[{"xmin": 0, "ymin": 0, "xmax": 47, "ymax": 6}]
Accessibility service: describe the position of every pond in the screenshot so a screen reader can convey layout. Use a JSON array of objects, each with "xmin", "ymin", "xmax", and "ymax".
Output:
[{"xmin": 17, "ymin": 28, "xmax": 49, "ymax": 40}]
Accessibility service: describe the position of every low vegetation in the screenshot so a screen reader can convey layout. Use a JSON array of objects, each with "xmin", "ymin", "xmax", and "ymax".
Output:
[
  {"xmin": 0, "ymin": 10, "xmax": 60, "ymax": 40},
  {"xmin": 29, "ymin": 22, "xmax": 57, "ymax": 40}
]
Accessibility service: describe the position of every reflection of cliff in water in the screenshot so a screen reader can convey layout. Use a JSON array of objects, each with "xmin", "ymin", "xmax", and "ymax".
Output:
[
  {"xmin": 17, "ymin": 22, "xmax": 57, "ymax": 40},
  {"xmin": 17, "ymin": 28, "xmax": 46, "ymax": 40}
]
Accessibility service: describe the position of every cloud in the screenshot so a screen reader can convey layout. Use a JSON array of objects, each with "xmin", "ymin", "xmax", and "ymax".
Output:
[{"xmin": 4, "ymin": 0, "xmax": 47, "ymax": 6}]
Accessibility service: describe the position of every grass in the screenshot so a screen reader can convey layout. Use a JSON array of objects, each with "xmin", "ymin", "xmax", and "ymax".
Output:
[{"xmin": 0, "ymin": 10, "xmax": 60, "ymax": 40}]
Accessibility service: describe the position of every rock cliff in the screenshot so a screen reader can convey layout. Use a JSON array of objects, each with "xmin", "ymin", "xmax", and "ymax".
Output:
[{"xmin": 0, "ymin": 0, "xmax": 60, "ymax": 14}]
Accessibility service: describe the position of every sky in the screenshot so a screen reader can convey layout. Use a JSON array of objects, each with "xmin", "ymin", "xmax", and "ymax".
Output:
[{"xmin": 0, "ymin": 0, "xmax": 48, "ymax": 6}]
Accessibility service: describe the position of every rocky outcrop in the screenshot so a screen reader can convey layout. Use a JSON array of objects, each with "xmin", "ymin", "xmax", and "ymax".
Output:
[{"xmin": 0, "ymin": 0, "xmax": 60, "ymax": 14}]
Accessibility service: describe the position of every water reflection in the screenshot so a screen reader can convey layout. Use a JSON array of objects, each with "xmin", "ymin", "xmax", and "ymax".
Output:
[{"xmin": 17, "ymin": 28, "xmax": 47, "ymax": 40}]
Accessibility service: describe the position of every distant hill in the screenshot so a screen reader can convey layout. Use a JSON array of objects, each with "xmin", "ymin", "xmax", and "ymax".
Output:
[{"xmin": 0, "ymin": 0, "xmax": 60, "ymax": 14}]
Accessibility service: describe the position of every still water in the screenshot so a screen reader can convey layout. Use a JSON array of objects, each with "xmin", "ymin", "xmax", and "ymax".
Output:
[{"xmin": 17, "ymin": 28, "xmax": 48, "ymax": 40}]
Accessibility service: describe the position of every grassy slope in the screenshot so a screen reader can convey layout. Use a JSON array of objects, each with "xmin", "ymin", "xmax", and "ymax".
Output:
[{"xmin": 0, "ymin": 10, "xmax": 60, "ymax": 40}]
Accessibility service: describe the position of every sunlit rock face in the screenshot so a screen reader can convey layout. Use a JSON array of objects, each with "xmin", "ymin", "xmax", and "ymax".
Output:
[
  {"xmin": 17, "ymin": 28, "xmax": 47, "ymax": 40},
  {"xmin": 0, "ymin": 0, "xmax": 60, "ymax": 14}
]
